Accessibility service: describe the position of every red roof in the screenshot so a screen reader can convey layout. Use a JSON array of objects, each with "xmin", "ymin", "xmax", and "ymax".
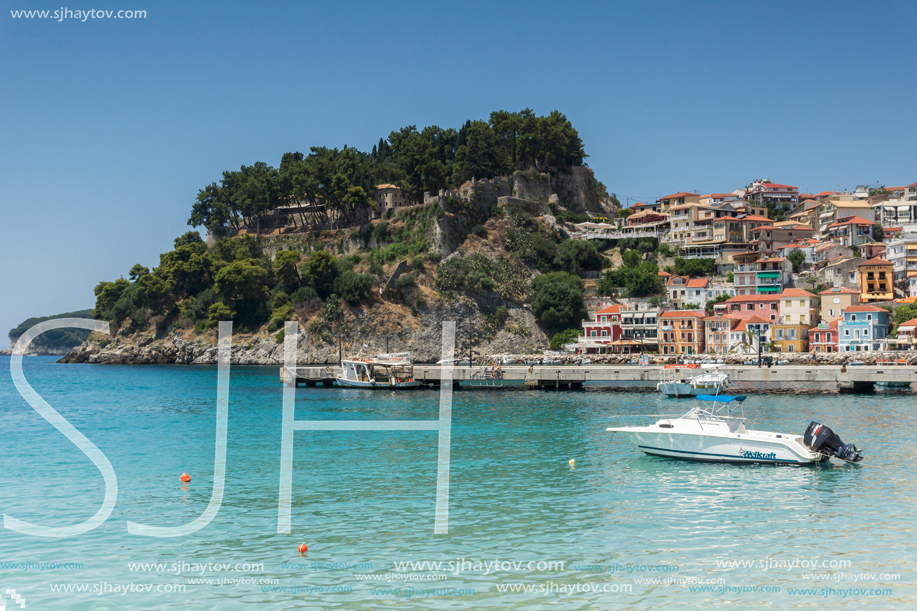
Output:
[
  {"xmin": 819, "ymin": 287, "xmax": 859, "ymax": 295},
  {"xmin": 701, "ymin": 193, "xmax": 736, "ymax": 199},
  {"xmin": 814, "ymin": 191, "xmax": 838, "ymax": 198},
  {"xmin": 739, "ymin": 215, "xmax": 772, "ymax": 222},
  {"xmin": 779, "ymin": 288, "xmax": 816, "ymax": 298},
  {"xmin": 756, "ymin": 257, "xmax": 787, "ymax": 263},
  {"xmin": 686, "ymin": 278, "xmax": 709, "ymax": 288},
  {"xmin": 596, "ymin": 304, "xmax": 628, "ymax": 314},
  {"xmin": 827, "ymin": 215, "xmax": 874, "ymax": 228},
  {"xmin": 704, "ymin": 313, "xmax": 741, "ymax": 321},
  {"xmin": 658, "ymin": 192, "xmax": 695, "ymax": 200},
  {"xmin": 657, "ymin": 271, "xmax": 672, "ymax": 277},
  {"xmin": 660, "ymin": 310, "xmax": 706, "ymax": 318},
  {"xmin": 844, "ymin": 305, "xmax": 887, "ymax": 313},
  {"xmin": 757, "ymin": 183, "xmax": 797, "ymax": 190},
  {"xmin": 898, "ymin": 318, "xmax": 917, "ymax": 328},
  {"xmin": 725, "ymin": 294, "xmax": 780, "ymax": 303},
  {"xmin": 859, "ymin": 257, "xmax": 892, "ymax": 266}
]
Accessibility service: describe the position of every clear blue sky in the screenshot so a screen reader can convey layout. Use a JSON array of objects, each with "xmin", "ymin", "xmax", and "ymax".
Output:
[{"xmin": 1, "ymin": 0, "xmax": 915, "ymax": 347}]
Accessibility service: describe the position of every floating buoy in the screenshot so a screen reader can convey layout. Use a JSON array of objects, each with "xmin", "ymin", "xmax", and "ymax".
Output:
[
  {"xmin": 568, "ymin": 459, "xmax": 575, "ymax": 468},
  {"xmin": 181, "ymin": 473, "xmax": 191, "ymax": 482},
  {"xmin": 298, "ymin": 543, "xmax": 308, "ymax": 554}
]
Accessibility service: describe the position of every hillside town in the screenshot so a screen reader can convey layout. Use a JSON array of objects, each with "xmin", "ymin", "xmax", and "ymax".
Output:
[{"xmin": 568, "ymin": 180, "xmax": 917, "ymax": 356}]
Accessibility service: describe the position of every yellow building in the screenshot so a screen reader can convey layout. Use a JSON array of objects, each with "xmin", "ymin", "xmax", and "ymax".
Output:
[
  {"xmin": 858, "ymin": 257, "xmax": 894, "ymax": 302},
  {"xmin": 771, "ymin": 323, "xmax": 811, "ymax": 353},
  {"xmin": 778, "ymin": 288, "xmax": 819, "ymax": 325}
]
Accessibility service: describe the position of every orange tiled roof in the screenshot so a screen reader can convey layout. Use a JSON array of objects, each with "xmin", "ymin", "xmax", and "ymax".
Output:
[
  {"xmin": 844, "ymin": 305, "xmax": 888, "ymax": 313},
  {"xmin": 778, "ymin": 288, "xmax": 816, "ymax": 298},
  {"xmin": 859, "ymin": 257, "xmax": 892, "ymax": 266},
  {"xmin": 596, "ymin": 304, "xmax": 628, "ymax": 314},
  {"xmin": 686, "ymin": 278, "xmax": 709, "ymax": 288},
  {"xmin": 660, "ymin": 310, "xmax": 706, "ymax": 318}
]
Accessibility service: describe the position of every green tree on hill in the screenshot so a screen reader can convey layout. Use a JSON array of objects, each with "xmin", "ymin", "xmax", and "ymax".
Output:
[{"xmin": 531, "ymin": 272, "xmax": 586, "ymax": 335}]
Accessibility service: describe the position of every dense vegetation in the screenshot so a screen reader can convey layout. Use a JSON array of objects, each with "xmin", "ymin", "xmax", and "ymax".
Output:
[
  {"xmin": 188, "ymin": 109, "xmax": 594, "ymax": 231},
  {"xmin": 8, "ymin": 310, "xmax": 94, "ymax": 351}
]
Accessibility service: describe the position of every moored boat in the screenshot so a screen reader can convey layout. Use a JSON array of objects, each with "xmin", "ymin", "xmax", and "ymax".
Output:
[
  {"xmin": 657, "ymin": 363, "xmax": 730, "ymax": 397},
  {"xmin": 607, "ymin": 394, "xmax": 864, "ymax": 465},
  {"xmin": 335, "ymin": 352, "xmax": 422, "ymax": 389}
]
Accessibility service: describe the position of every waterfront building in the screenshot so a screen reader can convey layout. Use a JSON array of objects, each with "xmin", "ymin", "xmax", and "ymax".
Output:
[
  {"xmin": 704, "ymin": 313, "xmax": 742, "ymax": 354},
  {"xmin": 771, "ymin": 323, "xmax": 811, "ymax": 353},
  {"xmin": 659, "ymin": 310, "xmax": 706, "ymax": 355},
  {"xmin": 731, "ymin": 315, "xmax": 772, "ymax": 354},
  {"xmin": 838, "ymin": 305, "xmax": 890, "ymax": 352},
  {"xmin": 808, "ymin": 320, "xmax": 840, "ymax": 353},
  {"xmin": 778, "ymin": 288, "xmax": 819, "ymax": 325},
  {"xmin": 754, "ymin": 256, "xmax": 793, "ymax": 294},
  {"xmin": 818, "ymin": 287, "xmax": 860, "ymax": 323},
  {"xmin": 722, "ymin": 294, "xmax": 780, "ymax": 323}
]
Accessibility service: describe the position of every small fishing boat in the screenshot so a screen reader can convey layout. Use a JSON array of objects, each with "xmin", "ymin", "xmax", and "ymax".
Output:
[
  {"xmin": 657, "ymin": 364, "xmax": 730, "ymax": 398},
  {"xmin": 607, "ymin": 394, "xmax": 863, "ymax": 465},
  {"xmin": 335, "ymin": 352, "xmax": 422, "ymax": 389}
]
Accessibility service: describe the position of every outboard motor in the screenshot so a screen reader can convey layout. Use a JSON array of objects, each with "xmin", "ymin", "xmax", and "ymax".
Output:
[{"xmin": 804, "ymin": 422, "xmax": 863, "ymax": 463}]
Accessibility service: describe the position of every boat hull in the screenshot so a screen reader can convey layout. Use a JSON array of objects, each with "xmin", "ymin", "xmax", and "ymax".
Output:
[
  {"xmin": 335, "ymin": 378, "xmax": 423, "ymax": 389},
  {"xmin": 608, "ymin": 429, "xmax": 826, "ymax": 465},
  {"xmin": 657, "ymin": 381, "xmax": 727, "ymax": 397}
]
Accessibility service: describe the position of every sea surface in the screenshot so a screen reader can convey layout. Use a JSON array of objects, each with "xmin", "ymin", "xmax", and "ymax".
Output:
[{"xmin": 0, "ymin": 356, "xmax": 915, "ymax": 610}]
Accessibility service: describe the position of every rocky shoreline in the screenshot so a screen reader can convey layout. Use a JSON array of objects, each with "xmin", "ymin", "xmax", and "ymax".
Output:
[{"xmin": 58, "ymin": 333, "xmax": 917, "ymax": 367}]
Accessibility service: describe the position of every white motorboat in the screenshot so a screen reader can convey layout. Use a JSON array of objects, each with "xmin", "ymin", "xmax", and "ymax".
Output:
[
  {"xmin": 657, "ymin": 363, "xmax": 730, "ymax": 397},
  {"xmin": 607, "ymin": 394, "xmax": 863, "ymax": 465},
  {"xmin": 335, "ymin": 352, "xmax": 422, "ymax": 389}
]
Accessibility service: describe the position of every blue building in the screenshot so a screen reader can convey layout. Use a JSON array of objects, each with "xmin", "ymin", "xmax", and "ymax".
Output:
[{"xmin": 837, "ymin": 305, "xmax": 890, "ymax": 352}]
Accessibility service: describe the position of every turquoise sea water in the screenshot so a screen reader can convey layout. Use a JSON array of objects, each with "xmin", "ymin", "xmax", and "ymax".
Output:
[{"xmin": 0, "ymin": 356, "xmax": 915, "ymax": 610}]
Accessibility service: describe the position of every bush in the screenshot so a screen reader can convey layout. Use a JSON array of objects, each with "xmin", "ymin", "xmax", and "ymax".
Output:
[
  {"xmin": 530, "ymin": 272, "xmax": 586, "ymax": 335},
  {"xmin": 550, "ymin": 328, "xmax": 582, "ymax": 350},
  {"xmin": 334, "ymin": 269, "xmax": 374, "ymax": 306},
  {"xmin": 291, "ymin": 285, "xmax": 318, "ymax": 305},
  {"xmin": 471, "ymin": 224, "xmax": 488, "ymax": 237},
  {"xmin": 394, "ymin": 272, "xmax": 417, "ymax": 290},
  {"xmin": 674, "ymin": 257, "xmax": 716, "ymax": 276}
]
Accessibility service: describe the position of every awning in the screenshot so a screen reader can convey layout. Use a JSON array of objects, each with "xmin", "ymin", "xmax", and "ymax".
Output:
[{"xmin": 757, "ymin": 271, "xmax": 781, "ymax": 278}]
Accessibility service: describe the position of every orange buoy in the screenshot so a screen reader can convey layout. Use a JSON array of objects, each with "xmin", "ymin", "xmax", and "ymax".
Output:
[
  {"xmin": 181, "ymin": 473, "xmax": 191, "ymax": 482},
  {"xmin": 298, "ymin": 543, "xmax": 308, "ymax": 553}
]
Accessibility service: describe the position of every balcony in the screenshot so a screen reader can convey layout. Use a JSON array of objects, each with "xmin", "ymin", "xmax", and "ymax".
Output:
[{"xmin": 757, "ymin": 271, "xmax": 781, "ymax": 278}]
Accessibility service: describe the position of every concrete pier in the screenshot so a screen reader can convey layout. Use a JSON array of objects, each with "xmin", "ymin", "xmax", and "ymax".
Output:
[{"xmin": 281, "ymin": 365, "xmax": 917, "ymax": 392}]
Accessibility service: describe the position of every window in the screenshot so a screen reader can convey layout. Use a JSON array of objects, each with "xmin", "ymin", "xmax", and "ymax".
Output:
[
  {"xmin": 771, "ymin": 303, "xmax": 777, "ymax": 310},
  {"xmin": 786, "ymin": 315, "xmax": 792, "ymax": 322},
  {"xmin": 827, "ymin": 333, "xmax": 832, "ymax": 342},
  {"xmin": 829, "ymin": 309, "xmax": 835, "ymax": 317},
  {"xmin": 601, "ymin": 330, "xmax": 608, "ymax": 337},
  {"xmin": 833, "ymin": 297, "xmax": 840, "ymax": 304},
  {"xmin": 799, "ymin": 300, "xmax": 805, "ymax": 307},
  {"xmin": 867, "ymin": 314, "xmax": 872, "ymax": 321},
  {"xmin": 815, "ymin": 333, "xmax": 820, "ymax": 342},
  {"xmin": 864, "ymin": 329, "xmax": 869, "ymax": 336},
  {"xmin": 845, "ymin": 329, "xmax": 850, "ymax": 336},
  {"xmin": 591, "ymin": 331, "xmax": 597, "ymax": 337}
]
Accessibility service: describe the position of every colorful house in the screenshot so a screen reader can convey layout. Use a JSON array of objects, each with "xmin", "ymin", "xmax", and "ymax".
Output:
[
  {"xmin": 858, "ymin": 257, "xmax": 894, "ymax": 303},
  {"xmin": 838, "ymin": 305, "xmax": 891, "ymax": 352},
  {"xmin": 818, "ymin": 287, "xmax": 860, "ymax": 323},
  {"xmin": 582, "ymin": 304, "xmax": 626, "ymax": 342},
  {"xmin": 722, "ymin": 294, "xmax": 780, "ymax": 322},
  {"xmin": 659, "ymin": 310, "xmax": 706, "ymax": 355},
  {"xmin": 732, "ymin": 315, "xmax": 772, "ymax": 354},
  {"xmin": 778, "ymin": 288, "xmax": 819, "ymax": 325},
  {"xmin": 704, "ymin": 313, "xmax": 742, "ymax": 354},
  {"xmin": 808, "ymin": 320, "xmax": 839, "ymax": 353},
  {"xmin": 771, "ymin": 323, "xmax": 810, "ymax": 353}
]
